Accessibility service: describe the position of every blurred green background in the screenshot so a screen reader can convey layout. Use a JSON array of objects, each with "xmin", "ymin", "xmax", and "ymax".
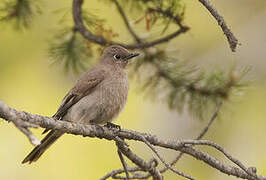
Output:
[{"xmin": 1, "ymin": 0, "xmax": 266, "ymax": 179}]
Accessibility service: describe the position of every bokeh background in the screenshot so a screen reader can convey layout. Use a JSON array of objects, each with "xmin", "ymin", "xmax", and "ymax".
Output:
[{"xmin": 1, "ymin": 0, "xmax": 266, "ymax": 179}]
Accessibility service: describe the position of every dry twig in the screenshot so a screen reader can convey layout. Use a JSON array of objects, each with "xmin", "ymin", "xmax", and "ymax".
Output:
[
  {"xmin": 115, "ymin": 138, "xmax": 131, "ymax": 180},
  {"xmin": 197, "ymin": 0, "xmax": 239, "ymax": 51}
]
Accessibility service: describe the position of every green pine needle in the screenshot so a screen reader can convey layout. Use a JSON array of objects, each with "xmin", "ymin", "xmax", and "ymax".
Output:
[
  {"xmin": 0, "ymin": 0, "xmax": 41, "ymax": 30},
  {"xmin": 48, "ymin": 29, "xmax": 93, "ymax": 73},
  {"xmin": 130, "ymin": 48, "xmax": 248, "ymax": 120}
]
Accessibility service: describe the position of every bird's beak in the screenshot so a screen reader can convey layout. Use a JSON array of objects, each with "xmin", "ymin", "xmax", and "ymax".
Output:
[{"xmin": 126, "ymin": 52, "xmax": 139, "ymax": 60}]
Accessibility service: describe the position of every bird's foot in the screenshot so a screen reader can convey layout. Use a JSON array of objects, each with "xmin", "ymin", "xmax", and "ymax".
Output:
[{"xmin": 105, "ymin": 122, "xmax": 121, "ymax": 130}]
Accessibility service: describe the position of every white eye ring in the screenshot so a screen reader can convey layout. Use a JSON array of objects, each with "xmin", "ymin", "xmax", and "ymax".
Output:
[{"xmin": 114, "ymin": 54, "xmax": 121, "ymax": 60}]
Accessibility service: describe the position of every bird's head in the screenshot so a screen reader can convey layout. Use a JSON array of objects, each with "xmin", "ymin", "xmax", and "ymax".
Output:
[{"xmin": 100, "ymin": 45, "xmax": 139, "ymax": 68}]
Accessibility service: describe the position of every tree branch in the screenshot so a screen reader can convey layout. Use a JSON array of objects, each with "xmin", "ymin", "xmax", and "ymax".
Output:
[
  {"xmin": 0, "ymin": 101, "xmax": 265, "ymax": 179},
  {"xmin": 158, "ymin": 101, "xmax": 223, "ymax": 175},
  {"xmin": 100, "ymin": 161, "xmax": 154, "ymax": 179},
  {"xmin": 183, "ymin": 139, "xmax": 259, "ymax": 179},
  {"xmin": 116, "ymin": 139, "xmax": 130, "ymax": 180},
  {"xmin": 13, "ymin": 123, "xmax": 40, "ymax": 146},
  {"xmin": 72, "ymin": 0, "xmax": 107, "ymax": 45},
  {"xmin": 72, "ymin": 0, "xmax": 237, "ymax": 52},
  {"xmin": 72, "ymin": 0, "xmax": 189, "ymax": 49},
  {"xmin": 197, "ymin": 0, "xmax": 239, "ymax": 52},
  {"xmin": 115, "ymin": 137, "xmax": 163, "ymax": 180},
  {"xmin": 0, "ymin": 101, "xmax": 40, "ymax": 146},
  {"xmin": 102, "ymin": 102, "xmax": 222, "ymax": 179},
  {"xmin": 196, "ymin": 102, "xmax": 222, "ymax": 140},
  {"xmin": 140, "ymin": 135, "xmax": 195, "ymax": 180}
]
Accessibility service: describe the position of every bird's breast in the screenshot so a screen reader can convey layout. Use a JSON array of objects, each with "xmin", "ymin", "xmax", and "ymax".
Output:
[{"xmin": 98, "ymin": 72, "xmax": 129, "ymax": 120}]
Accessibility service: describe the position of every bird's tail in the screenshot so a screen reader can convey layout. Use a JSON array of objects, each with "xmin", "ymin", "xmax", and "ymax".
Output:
[{"xmin": 22, "ymin": 130, "xmax": 63, "ymax": 164}]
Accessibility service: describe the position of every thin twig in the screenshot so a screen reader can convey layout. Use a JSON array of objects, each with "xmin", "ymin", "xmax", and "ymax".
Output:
[
  {"xmin": 159, "ymin": 102, "xmax": 222, "ymax": 174},
  {"xmin": 114, "ymin": 137, "xmax": 163, "ymax": 180},
  {"xmin": 0, "ymin": 101, "xmax": 40, "ymax": 146},
  {"xmin": 182, "ymin": 139, "xmax": 259, "ymax": 179},
  {"xmin": 140, "ymin": 136, "xmax": 195, "ymax": 180},
  {"xmin": 100, "ymin": 159, "xmax": 158, "ymax": 179},
  {"xmin": 13, "ymin": 122, "xmax": 40, "ymax": 146},
  {"xmin": 197, "ymin": 0, "xmax": 239, "ymax": 52},
  {"xmin": 116, "ymin": 147, "xmax": 130, "ymax": 180},
  {"xmin": 100, "ymin": 167, "xmax": 142, "ymax": 180},
  {"xmin": 112, "ymin": 0, "xmax": 142, "ymax": 43},
  {"xmin": 147, "ymin": 8, "xmax": 185, "ymax": 28},
  {"xmin": 196, "ymin": 102, "xmax": 222, "ymax": 140}
]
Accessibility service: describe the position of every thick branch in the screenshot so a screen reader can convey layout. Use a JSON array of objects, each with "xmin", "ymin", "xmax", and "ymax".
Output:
[
  {"xmin": 197, "ymin": 0, "xmax": 239, "ymax": 52},
  {"xmin": 0, "ymin": 101, "xmax": 265, "ymax": 180},
  {"xmin": 72, "ymin": 0, "xmax": 107, "ymax": 45}
]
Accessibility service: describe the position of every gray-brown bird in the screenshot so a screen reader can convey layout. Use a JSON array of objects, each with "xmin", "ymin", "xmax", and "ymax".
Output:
[{"xmin": 22, "ymin": 45, "xmax": 139, "ymax": 164}]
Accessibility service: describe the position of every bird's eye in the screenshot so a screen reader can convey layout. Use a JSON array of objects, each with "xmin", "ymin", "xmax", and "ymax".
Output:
[{"xmin": 114, "ymin": 54, "xmax": 121, "ymax": 60}]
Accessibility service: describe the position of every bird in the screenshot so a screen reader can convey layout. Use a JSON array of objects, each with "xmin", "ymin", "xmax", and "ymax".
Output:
[{"xmin": 22, "ymin": 45, "xmax": 139, "ymax": 164}]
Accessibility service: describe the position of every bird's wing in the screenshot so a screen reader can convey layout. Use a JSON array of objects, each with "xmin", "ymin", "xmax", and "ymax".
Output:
[
  {"xmin": 42, "ymin": 67, "xmax": 104, "ymax": 134},
  {"xmin": 54, "ymin": 68, "xmax": 105, "ymax": 119}
]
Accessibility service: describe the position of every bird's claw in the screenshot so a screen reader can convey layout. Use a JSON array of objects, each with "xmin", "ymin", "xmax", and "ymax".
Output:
[{"xmin": 105, "ymin": 122, "xmax": 121, "ymax": 130}]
